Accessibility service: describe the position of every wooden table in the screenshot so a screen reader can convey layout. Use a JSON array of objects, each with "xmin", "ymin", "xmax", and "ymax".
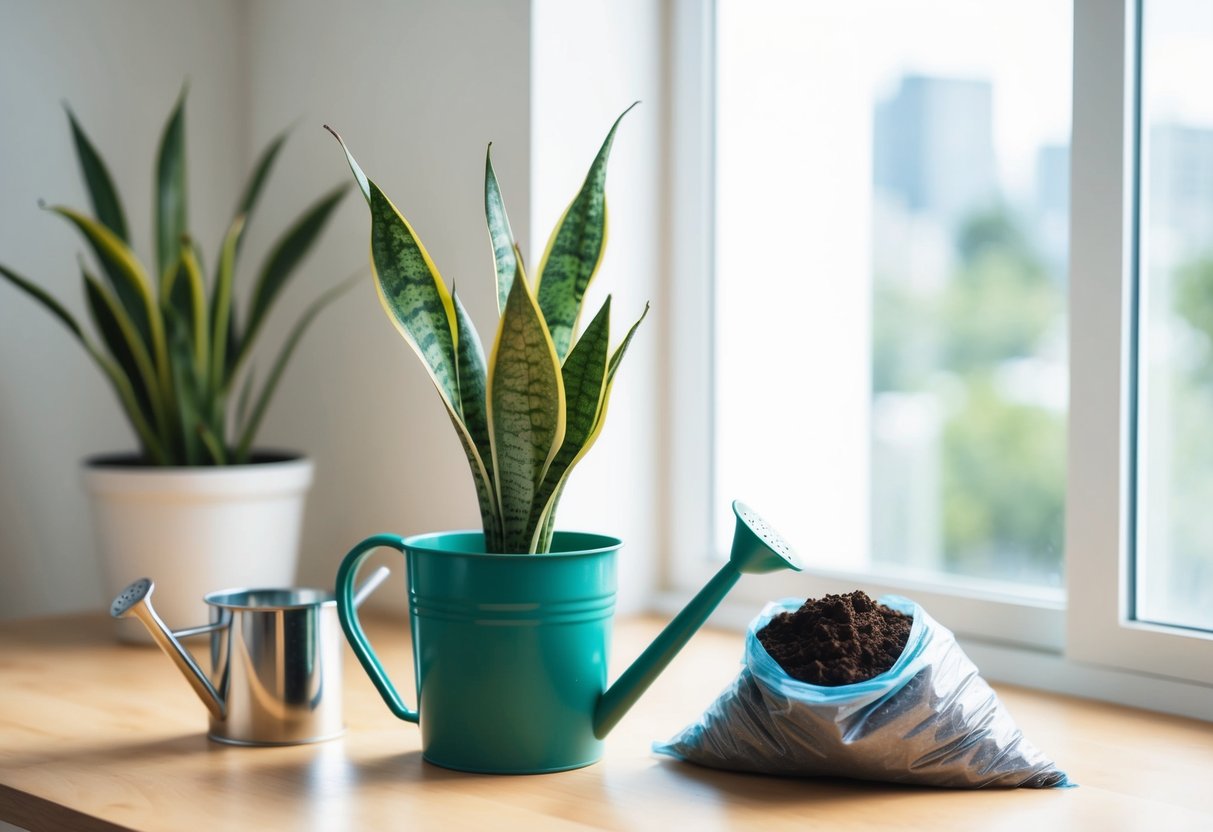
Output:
[{"xmin": 1, "ymin": 613, "xmax": 1211, "ymax": 831}]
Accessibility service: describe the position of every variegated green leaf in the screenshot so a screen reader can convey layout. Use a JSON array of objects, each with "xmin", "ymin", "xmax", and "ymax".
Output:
[
  {"xmin": 330, "ymin": 132, "xmax": 501, "ymax": 540},
  {"xmin": 164, "ymin": 308, "xmax": 205, "ymax": 465},
  {"xmin": 367, "ymin": 180, "xmax": 461, "ymax": 414},
  {"xmin": 484, "ymin": 144, "xmax": 519, "ymax": 315},
  {"xmin": 0, "ymin": 262, "xmax": 85, "ymax": 341},
  {"xmin": 235, "ymin": 365, "xmax": 256, "ymax": 433},
  {"xmin": 233, "ymin": 274, "xmax": 358, "ymax": 463},
  {"xmin": 209, "ymin": 215, "xmax": 245, "ymax": 395},
  {"xmin": 534, "ymin": 479, "xmax": 563, "ymax": 555},
  {"xmin": 234, "ymin": 129, "xmax": 289, "ymax": 255},
  {"xmin": 83, "ymin": 269, "xmax": 161, "ymax": 437},
  {"xmin": 181, "ymin": 244, "xmax": 210, "ymax": 378},
  {"xmin": 531, "ymin": 301, "xmax": 648, "ymax": 551},
  {"xmin": 50, "ymin": 206, "xmax": 171, "ymax": 405},
  {"xmin": 449, "ymin": 408, "xmax": 503, "ymax": 553},
  {"xmin": 161, "ymin": 242, "xmax": 210, "ymax": 379},
  {"xmin": 607, "ymin": 300, "xmax": 649, "ymax": 384},
  {"xmin": 488, "ymin": 263, "xmax": 566, "ymax": 552},
  {"xmin": 65, "ymin": 105, "xmax": 128, "ymax": 243},
  {"xmin": 527, "ymin": 296, "xmax": 611, "ymax": 552},
  {"xmin": 238, "ymin": 184, "xmax": 349, "ymax": 369},
  {"xmin": 198, "ymin": 423, "xmax": 228, "ymax": 466},
  {"xmin": 81, "ymin": 271, "xmax": 173, "ymax": 456},
  {"xmin": 49, "ymin": 205, "xmax": 158, "ymax": 353},
  {"xmin": 452, "ymin": 287, "xmax": 500, "ymax": 540},
  {"xmin": 155, "ymin": 88, "xmax": 187, "ymax": 280},
  {"xmin": 536, "ymin": 102, "xmax": 637, "ymax": 359}
]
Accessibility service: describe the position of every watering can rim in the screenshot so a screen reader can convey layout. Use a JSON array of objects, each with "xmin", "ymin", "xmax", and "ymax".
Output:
[
  {"xmin": 401, "ymin": 529, "xmax": 624, "ymax": 559},
  {"xmin": 203, "ymin": 585, "xmax": 339, "ymax": 611}
]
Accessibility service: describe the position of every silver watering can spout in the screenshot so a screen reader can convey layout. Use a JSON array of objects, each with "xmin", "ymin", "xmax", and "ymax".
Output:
[
  {"xmin": 592, "ymin": 500, "xmax": 802, "ymax": 738},
  {"xmin": 110, "ymin": 578, "xmax": 228, "ymax": 721},
  {"xmin": 110, "ymin": 567, "xmax": 391, "ymax": 732}
]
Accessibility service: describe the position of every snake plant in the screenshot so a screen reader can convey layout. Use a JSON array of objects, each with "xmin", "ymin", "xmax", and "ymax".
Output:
[
  {"xmin": 327, "ymin": 105, "xmax": 648, "ymax": 554},
  {"xmin": 0, "ymin": 91, "xmax": 352, "ymax": 465}
]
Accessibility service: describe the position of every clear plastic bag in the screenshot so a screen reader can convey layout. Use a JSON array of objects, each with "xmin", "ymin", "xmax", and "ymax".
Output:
[{"xmin": 655, "ymin": 596, "xmax": 1070, "ymax": 788}]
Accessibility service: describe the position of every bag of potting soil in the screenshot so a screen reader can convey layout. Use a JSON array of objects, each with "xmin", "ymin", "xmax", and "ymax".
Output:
[{"xmin": 654, "ymin": 594, "xmax": 1070, "ymax": 788}]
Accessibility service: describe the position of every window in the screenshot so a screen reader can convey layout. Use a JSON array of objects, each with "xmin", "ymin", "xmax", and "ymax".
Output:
[
  {"xmin": 668, "ymin": 0, "xmax": 1213, "ymax": 713},
  {"xmin": 712, "ymin": 0, "xmax": 1070, "ymax": 590}
]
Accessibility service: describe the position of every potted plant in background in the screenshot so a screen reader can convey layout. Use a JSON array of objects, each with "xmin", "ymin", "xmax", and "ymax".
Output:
[
  {"xmin": 0, "ymin": 91, "xmax": 352, "ymax": 642},
  {"xmin": 326, "ymin": 107, "xmax": 801, "ymax": 774}
]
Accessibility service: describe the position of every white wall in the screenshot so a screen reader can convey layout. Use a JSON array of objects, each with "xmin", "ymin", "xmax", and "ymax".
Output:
[{"xmin": 0, "ymin": 0, "xmax": 665, "ymax": 619}]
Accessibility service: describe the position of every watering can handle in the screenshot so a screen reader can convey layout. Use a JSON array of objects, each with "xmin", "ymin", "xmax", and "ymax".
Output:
[{"xmin": 336, "ymin": 534, "xmax": 419, "ymax": 724}]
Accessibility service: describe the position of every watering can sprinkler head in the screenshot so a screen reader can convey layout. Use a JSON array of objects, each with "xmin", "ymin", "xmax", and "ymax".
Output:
[{"xmin": 729, "ymin": 500, "xmax": 803, "ymax": 574}]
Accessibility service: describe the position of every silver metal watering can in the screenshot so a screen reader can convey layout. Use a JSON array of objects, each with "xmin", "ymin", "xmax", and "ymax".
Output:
[{"xmin": 110, "ymin": 567, "xmax": 388, "ymax": 746}]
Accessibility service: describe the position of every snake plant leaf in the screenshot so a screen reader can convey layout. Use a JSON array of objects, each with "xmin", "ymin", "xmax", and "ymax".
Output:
[
  {"xmin": 209, "ymin": 215, "xmax": 246, "ymax": 395},
  {"xmin": 488, "ymin": 261, "xmax": 566, "ymax": 552},
  {"xmin": 534, "ymin": 479, "xmax": 564, "ymax": 555},
  {"xmin": 485, "ymin": 144, "xmax": 519, "ymax": 315},
  {"xmin": 324, "ymin": 125, "xmax": 370, "ymax": 203},
  {"xmin": 451, "ymin": 288, "xmax": 501, "ymax": 545},
  {"xmin": 527, "ymin": 296, "xmax": 611, "ymax": 552},
  {"xmin": 449, "ymin": 408, "xmax": 504, "ymax": 553},
  {"xmin": 577, "ymin": 301, "xmax": 649, "ymax": 448},
  {"xmin": 182, "ymin": 243, "xmax": 210, "ymax": 378},
  {"xmin": 366, "ymin": 180, "xmax": 462, "ymax": 415},
  {"xmin": 607, "ymin": 300, "xmax": 649, "ymax": 384},
  {"xmin": 96, "ymin": 351, "xmax": 168, "ymax": 462},
  {"xmin": 233, "ymin": 128, "xmax": 289, "ymax": 255},
  {"xmin": 235, "ymin": 365, "xmax": 256, "ymax": 434},
  {"xmin": 197, "ymin": 422, "xmax": 227, "ymax": 466},
  {"xmin": 164, "ymin": 309, "xmax": 205, "ymax": 464},
  {"xmin": 0, "ymin": 262, "xmax": 86, "ymax": 342},
  {"xmin": 48, "ymin": 205, "xmax": 157, "ymax": 350},
  {"xmin": 49, "ymin": 206, "xmax": 171, "ymax": 400},
  {"xmin": 155, "ymin": 87, "xmax": 188, "ymax": 280},
  {"xmin": 64, "ymin": 105, "xmax": 128, "ymax": 243},
  {"xmin": 452, "ymin": 289, "xmax": 493, "ymax": 479},
  {"xmin": 332, "ymin": 128, "xmax": 499, "ymax": 532},
  {"xmin": 535, "ymin": 102, "xmax": 637, "ymax": 360},
  {"xmin": 531, "ymin": 301, "xmax": 649, "ymax": 549},
  {"xmin": 233, "ymin": 274, "xmax": 359, "ymax": 463},
  {"xmin": 83, "ymin": 269, "xmax": 163, "ymax": 436},
  {"xmin": 238, "ymin": 183, "xmax": 349, "ymax": 369},
  {"xmin": 161, "ymin": 242, "xmax": 210, "ymax": 378},
  {"xmin": 100, "ymin": 352, "xmax": 167, "ymax": 461}
]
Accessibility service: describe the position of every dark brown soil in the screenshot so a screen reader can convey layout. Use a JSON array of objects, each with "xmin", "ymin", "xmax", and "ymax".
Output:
[{"xmin": 757, "ymin": 591, "xmax": 912, "ymax": 686}]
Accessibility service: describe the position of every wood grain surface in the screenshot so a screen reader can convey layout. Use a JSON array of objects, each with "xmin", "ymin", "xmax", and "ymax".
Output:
[{"xmin": 1, "ymin": 612, "xmax": 1210, "ymax": 831}]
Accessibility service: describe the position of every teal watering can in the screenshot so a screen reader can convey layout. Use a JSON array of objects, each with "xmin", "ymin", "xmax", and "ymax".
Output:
[{"xmin": 335, "ymin": 501, "xmax": 801, "ymax": 774}]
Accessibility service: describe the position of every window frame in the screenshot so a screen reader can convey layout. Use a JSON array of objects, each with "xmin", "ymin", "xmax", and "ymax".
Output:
[
  {"xmin": 662, "ymin": 0, "xmax": 1213, "ymax": 717},
  {"xmin": 1067, "ymin": 0, "xmax": 1213, "ymax": 685}
]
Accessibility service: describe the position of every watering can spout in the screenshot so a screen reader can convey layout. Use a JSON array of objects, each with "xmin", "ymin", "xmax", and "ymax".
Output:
[
  {"xmin": 110, "ymin": 578, "xmax": 228, "ymax": 721},
  {"xmin": 592, "ymin": 501, "xmax": 802, "ymax": 739}
]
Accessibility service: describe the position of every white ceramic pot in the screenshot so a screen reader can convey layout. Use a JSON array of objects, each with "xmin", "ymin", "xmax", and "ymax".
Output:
[{"xmin": 83, "ymin": 453, "xmax": 314, "ymax": 644}]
